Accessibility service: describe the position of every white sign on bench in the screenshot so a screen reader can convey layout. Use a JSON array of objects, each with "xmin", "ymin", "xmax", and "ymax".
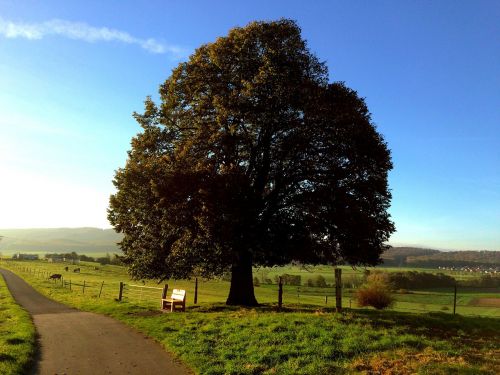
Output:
[{"xmin": 161, "ymin": 289, "xmax": 186, "ymax": 312}]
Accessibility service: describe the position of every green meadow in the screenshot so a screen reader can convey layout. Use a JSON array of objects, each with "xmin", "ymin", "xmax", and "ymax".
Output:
[
  {"xmin": 0, "ymin": 272, "xmax": 36, "ymax": 375},
  {"xmin": 1, "ymin": 259, "xmax": 499, "ymax": 374}
]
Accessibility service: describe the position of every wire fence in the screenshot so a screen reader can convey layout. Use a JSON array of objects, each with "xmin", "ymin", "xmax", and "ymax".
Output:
[
  {"xmin": 272, "ymin": 283, "xmax": 500, "ymax": 316},
  {"xmin": 3, "ymin": 261, "xmax": 499, "ymax": 317},
  {"xmin": 5, "ymin": 263, "xmax": 122, "ymax": 300},
  {"xmin": 121, "ymin": 284, "xmax": 164, "ymax": 307}
]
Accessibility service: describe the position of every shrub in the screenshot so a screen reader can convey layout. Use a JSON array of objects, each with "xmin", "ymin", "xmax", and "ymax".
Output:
[
  {"xmin": 367, "ymin": 271, "xmax": 393, "ymax": 289},
  {"xmin": 357, "ymin": 286, "xmax": 394, "ymax": 310},
  {"xmin": 306, "ymin": 278, "xmax": 315, "ymax": 287},
  {"xmin": 356, "ymin": 272, "xmax": 394, "ymax": 310},
  {"xmin": 315, "ymin": 275, "xmax": 327, "ymax": 288},
  {"xmin": 274, "ymin": 274, "xmax": 301, "ymax": 286},
  {"xmin": 389, "ymin": 271, "xmax": 456, "ymax": 289},
  {"xmin": 253, "ymin": 277, "xmax": 260, "ymax": 287}
]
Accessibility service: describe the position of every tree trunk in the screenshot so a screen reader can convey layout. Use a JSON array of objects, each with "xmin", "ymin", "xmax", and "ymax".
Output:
[{"xmin": 226, "ymin": 251, "xmax": 258, "ymax": 306}]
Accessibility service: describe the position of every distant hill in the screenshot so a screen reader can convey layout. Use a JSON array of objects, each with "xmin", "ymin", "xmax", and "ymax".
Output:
[
  {"xmin": 0, "ymin": 228, "xmax": 122, "ymax": 254},
  {"xmin": 383, "ymin": 247, "xmax": 500, "ymax": 268},
  {"xmin": 1, "ymin": 229, "xmax": 498, "ymax": 267}
]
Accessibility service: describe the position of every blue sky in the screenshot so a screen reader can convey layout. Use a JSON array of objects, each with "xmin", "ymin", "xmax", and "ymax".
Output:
[{"xmin": 0, "ymin": 1, "xmax": 498, "ymax": 250}]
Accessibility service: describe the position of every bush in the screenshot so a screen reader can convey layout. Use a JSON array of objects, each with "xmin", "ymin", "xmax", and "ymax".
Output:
[
  {"xmin": 306, "ymin": 278, "xmax": 315, "ymax": 287},
  {"xmin": 356, "ymin": 272, "xmax": 394, "ymax": 310},
  {"xmin": 253, "ymin": 277, "xmax": 260, "ymax": 287},
  {"xmin": 274, "ymin": 274, "xmax": 301, "ymax": 286},
  {"xmin": 315, "ymin": 275, "xmax": 327, "ymax": 288},
  {"xmin": 389, "ymin": 271, "xmax": 456, "ymax": 289},
  {"xmin": 356, "ymin": 286, "xmax": 394, "ymax": 310}
]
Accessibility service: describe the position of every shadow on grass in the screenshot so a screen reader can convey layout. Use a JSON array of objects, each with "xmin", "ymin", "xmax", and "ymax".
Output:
[
  {"xmin": 6, "ymin": 338, "xmax": 25, "ymax": 345},
  {"xmin": 0, "ymin": 353, "xmax": 15, "ymax": 362},
  {"xmin": 183, "ymin": 303, "xmax": 499, "ymax": 348}
]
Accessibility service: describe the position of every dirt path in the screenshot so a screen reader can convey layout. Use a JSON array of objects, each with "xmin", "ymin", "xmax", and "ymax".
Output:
[{"xmin": 0, "ymin": 268, "xmax": 192, "ymax": 375}]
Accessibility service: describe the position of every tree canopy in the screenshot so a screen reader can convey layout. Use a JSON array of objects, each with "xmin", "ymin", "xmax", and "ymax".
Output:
[{"xmin": 108, "ymin": 19, "xmax": 394, "ymax": 305}]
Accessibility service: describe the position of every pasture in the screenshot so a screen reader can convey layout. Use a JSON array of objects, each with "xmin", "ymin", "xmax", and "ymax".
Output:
[
  {"xmin": 1, "ymin": 259, "xmax": 498, "ymax": 317},
  {"xmin": 1, "ymin": 258, "xmax": 499, "ymax": 374}
]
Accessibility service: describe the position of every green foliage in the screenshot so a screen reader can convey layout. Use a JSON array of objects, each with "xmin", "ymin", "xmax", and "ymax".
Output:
[
  {"xmin": 274, "ymin": 273, "xmax": 302, "ymax": 286},
  {"xmin": 108, "ymin": 19, "xmax": 394, "ymax": 305},
  {"xmin": 389, "ymin": 271, "xmax": 456, "ymax": 289},
  {"xmin": 79, "ymin": 254, "xmax": 95, "ymax": 262},
  {"xmin": 253, "ymin": 277, "xmax": 260, "ymax": 287},
  {"xmin": 314, "ymin": 274, "xmax": 327, "ymax": 287},
  {"xmin": 460, "ymin": 274, "xmax": 500, "ymax": 288},
  {"xmin": 306, "ymin": 274, "xmax": 328, "ymax": 287},
  {"xmin": 383, "ymin": 247, "xmax": 500, "ymax": 268},
  {"xmin": 96, "ymin": 253, "xmax": 123, "ymax": 266}
]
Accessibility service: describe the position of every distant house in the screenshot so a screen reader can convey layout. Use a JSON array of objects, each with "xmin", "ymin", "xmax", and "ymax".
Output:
[{"xmin": 12, "ymin": 253, "xmax": 39, "ymax": 260}]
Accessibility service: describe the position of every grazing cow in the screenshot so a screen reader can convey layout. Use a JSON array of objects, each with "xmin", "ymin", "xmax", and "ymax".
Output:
[
  {"xmin": 49, "ymin": 274, "xmax": 62, "ymax": 280},
  {"xmin": 64, "ymin": 266, "xmax": 69, "ymax": 272},
  {"xmin": 73, "ymin": 268, "xmax": 80, "ymax": 273}
]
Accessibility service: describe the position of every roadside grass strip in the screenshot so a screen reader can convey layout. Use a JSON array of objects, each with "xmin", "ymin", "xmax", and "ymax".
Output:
[{"xmin": 0, "ymin": 273, "xmax": 36, "ymax": 375}]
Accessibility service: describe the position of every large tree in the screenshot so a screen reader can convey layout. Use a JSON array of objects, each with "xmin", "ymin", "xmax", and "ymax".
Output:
[{"xmin": 108, "ymin": 19, "xmax": 394, "ymax": 306}]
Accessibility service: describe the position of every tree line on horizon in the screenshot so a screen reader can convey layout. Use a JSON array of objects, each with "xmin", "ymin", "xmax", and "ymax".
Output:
[{"xmin": 382, "ymin": 247, "xmax": 500, "ymax": 268}]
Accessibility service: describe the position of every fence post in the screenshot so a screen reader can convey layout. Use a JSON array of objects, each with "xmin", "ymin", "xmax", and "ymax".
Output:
[
  {"xmin": 325, "ymin": 295, "xmax": 328, "ymax": 305},
  {"xmin": 453, "ymin": 284, "xmax": 457, "ymax": 315},
  {"xmin": 335, "ymin": 268, "xmax": 342, "ymax": 312},
  {"xmin": 99, "ymin": 281, "xmax": 104, "ymax": 298},
  {"xmin": 118, "ymin": 282, "xmax": 124, "ymax": 301},
  {"xmin": 194, "ymin": 278, "xmax": 198, "ymax": 304},
  {"xmin": 83, "ymin": 280, "xmax": 86, "ymax": 294},
  {"xmin": 162, "ymin": 284, "xmax": 168, "ymax": 299},
  {"xmin": 69, "ymin": 280, "xmax": 72, "ymax": 291},
  {"xmin": 278, "ymin": 276, "xmax": 283, "ymax": 310}
]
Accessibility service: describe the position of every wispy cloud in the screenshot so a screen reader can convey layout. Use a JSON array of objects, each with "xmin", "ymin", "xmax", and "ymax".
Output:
[{"xmin": 0, "ymin": 17, "xmax": 185, "ymax": 56}]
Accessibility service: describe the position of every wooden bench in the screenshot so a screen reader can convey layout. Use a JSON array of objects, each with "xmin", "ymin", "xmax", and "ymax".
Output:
[{"xmin": 161, "ymin": 289, "xmax": 186, "ymax": 312}]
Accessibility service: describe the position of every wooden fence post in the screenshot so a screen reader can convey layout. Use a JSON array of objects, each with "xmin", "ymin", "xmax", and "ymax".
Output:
[
  {"xmin": 118, "ymin": 282, "xmax": 124, "ymax": 301},
  {"xmin": 335, "ymin": 268, "xmax": 342, "ymax": 312},
  {"xmin": 99, "ymin": 281, "xmax": 104, "ymax": 298},
  {"xmin": 194, "ymin": 278, "xmax": 198, "ymax": 304},
  {"xmin": 69, "ymin": 280, "xmax": 72, "ymax": 291},
  {"xmin": 278, "ymin": 276, "xmax": 283, "ymax": 310},
  {"xmin": 82, "ymin": 280, "xmax": 86, "ymax": 294},
  {"xmin": 453, "ymin": 284, "xmax": 457, "ymax": 315}
]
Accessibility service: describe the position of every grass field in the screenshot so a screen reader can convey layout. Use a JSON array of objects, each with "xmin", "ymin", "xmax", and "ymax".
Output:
[
  {"xmin": 0, "ymin": 272, "xmax": 36, "ymax": 375},
  {"xmin": 1, "ymin": 258, "xmax": 500, "ymax": 374},
  {"xmin": 2, "ymin": 259, "xmax": 497, "ymax": 317}
]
